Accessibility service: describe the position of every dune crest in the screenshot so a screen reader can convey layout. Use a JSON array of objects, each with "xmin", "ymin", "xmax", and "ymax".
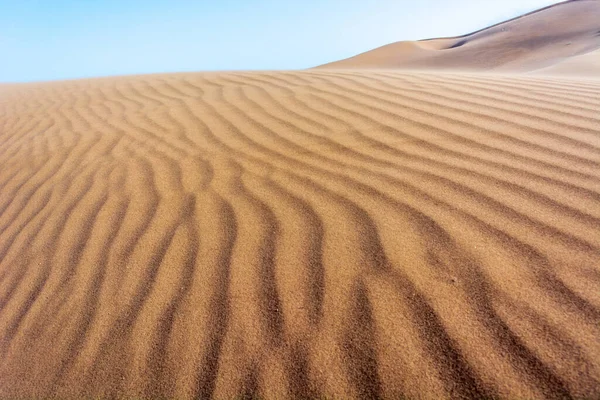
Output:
[
  {"xmin": 317, "ymin": 0, "xmax": 600, "ymax": 74},
  {"xmin": 0, "ymin": 69, "xmax": 599, "ymax": 399}
]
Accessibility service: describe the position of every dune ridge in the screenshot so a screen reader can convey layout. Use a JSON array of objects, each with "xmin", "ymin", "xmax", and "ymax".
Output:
[
  {"xmin": 317, "ymin": 0, "xmax": 600, "ymax": 74},
  {"xmin": 0, "ymin": 70, "xmax": 599, "ymax": 399}
]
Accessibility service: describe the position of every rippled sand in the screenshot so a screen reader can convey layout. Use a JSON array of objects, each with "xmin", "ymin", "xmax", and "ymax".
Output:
[{"xmin": 0, "ymin": 70, "xmax": 599, "ymax": 399}]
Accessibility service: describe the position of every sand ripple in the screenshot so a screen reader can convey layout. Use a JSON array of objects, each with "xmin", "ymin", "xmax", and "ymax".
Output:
[{"xmin": 0, "ymin": 71, "xmax": 599, "ymax": 399}]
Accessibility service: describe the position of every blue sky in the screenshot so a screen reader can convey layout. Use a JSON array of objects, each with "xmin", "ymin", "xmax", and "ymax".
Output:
[{"xmin": 0, "ymin": 0, "xmax": 558, "ymax": 82}]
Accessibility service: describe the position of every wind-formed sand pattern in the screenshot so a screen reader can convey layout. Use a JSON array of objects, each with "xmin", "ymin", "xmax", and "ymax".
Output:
[
  {"xmin": 1, "ymin": 70, "xmax": 599, "ymax": 399},
  {"xmin": 1, "ymin": 0, "xmax": 600, "ymax": 398}
]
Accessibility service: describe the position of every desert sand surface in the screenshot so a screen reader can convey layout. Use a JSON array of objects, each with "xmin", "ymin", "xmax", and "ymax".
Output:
[
  {"xmin": 1, "ymin": 69, "xmax": 599, "ymax": 399},
  {"xmin": 318, "ymin": 0, "xmax": 600, "ymax": 73},
  {"xmin": 2, "ymin": 0, "xmax": 600, "ymax": 399},
  {"xmin": 534, "ymin": 48, "xmax": 600, "ymax": 78}
]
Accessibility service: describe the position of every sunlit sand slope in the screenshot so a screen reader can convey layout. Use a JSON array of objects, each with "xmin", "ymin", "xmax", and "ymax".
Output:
[
  {"xmin": 534, "ymin": 48, "xmax": 600, "ymax": 77},
  {"xmin": 0, "ymin": 70, "xmax": 599, "ymax": 399},
  {"xmin": 317, "ymin": 0, "xmax": 600, "ymax": 73}
]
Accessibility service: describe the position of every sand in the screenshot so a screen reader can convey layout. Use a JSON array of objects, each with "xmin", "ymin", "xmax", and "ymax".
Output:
[
  {"xmin": 317, "ymin": 0, "xmax": 600, "ymax": 73},
  {"xmin": 0, "ymin": 69, "xmax": 599, "ymax": 399},
  {"xmin": 1, "ymin": 1, "xmax": 600, "ymax": 399},
  {"xmin": 534, "ymin": 48, "xmax": 600, "ymax": 78}
]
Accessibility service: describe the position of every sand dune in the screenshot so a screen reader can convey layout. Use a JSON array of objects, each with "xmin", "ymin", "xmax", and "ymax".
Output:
[
  {"xmin": 317, "ymin": 0, "xmax": 600, "ymax": 73},
  {"xmin": 534, "ymin": 48, "xmax": 600, "ymax": 77},
  {"xmin": 0, "ymin": 69, "xmax": 599, "ymax": 399}
]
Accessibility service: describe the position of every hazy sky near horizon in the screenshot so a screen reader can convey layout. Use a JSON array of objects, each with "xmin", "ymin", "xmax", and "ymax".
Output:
[{"xmin": 0, "ymin": 0, "xmax": 559, "ymax": 82}]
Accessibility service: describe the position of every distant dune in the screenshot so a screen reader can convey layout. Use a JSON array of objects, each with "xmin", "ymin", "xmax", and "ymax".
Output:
[
  {"xmin": 317, "ymin": 0, "xmax": 600, "ymax": 74},
  {"xmin": 536, "ymin": 48, "xmax": 600, "ymax": 77},
  {"xmin": 1, "ymin": 2, "xmax": 600, "ymax": 400}
]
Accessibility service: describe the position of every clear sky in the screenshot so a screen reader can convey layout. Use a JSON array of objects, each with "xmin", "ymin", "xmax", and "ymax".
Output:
[{"xmin": 0, "ymin": 0, "xmax": 559, "ymax": 82}]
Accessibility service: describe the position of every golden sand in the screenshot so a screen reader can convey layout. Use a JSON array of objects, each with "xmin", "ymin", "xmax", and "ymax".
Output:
[
  {"xmin": 1, "ymin": 1, "xmax": 600, "ymax": 398},
  {"xmin": 0, "ymin": 69, "xmax": 599, "ymax": 399}
]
